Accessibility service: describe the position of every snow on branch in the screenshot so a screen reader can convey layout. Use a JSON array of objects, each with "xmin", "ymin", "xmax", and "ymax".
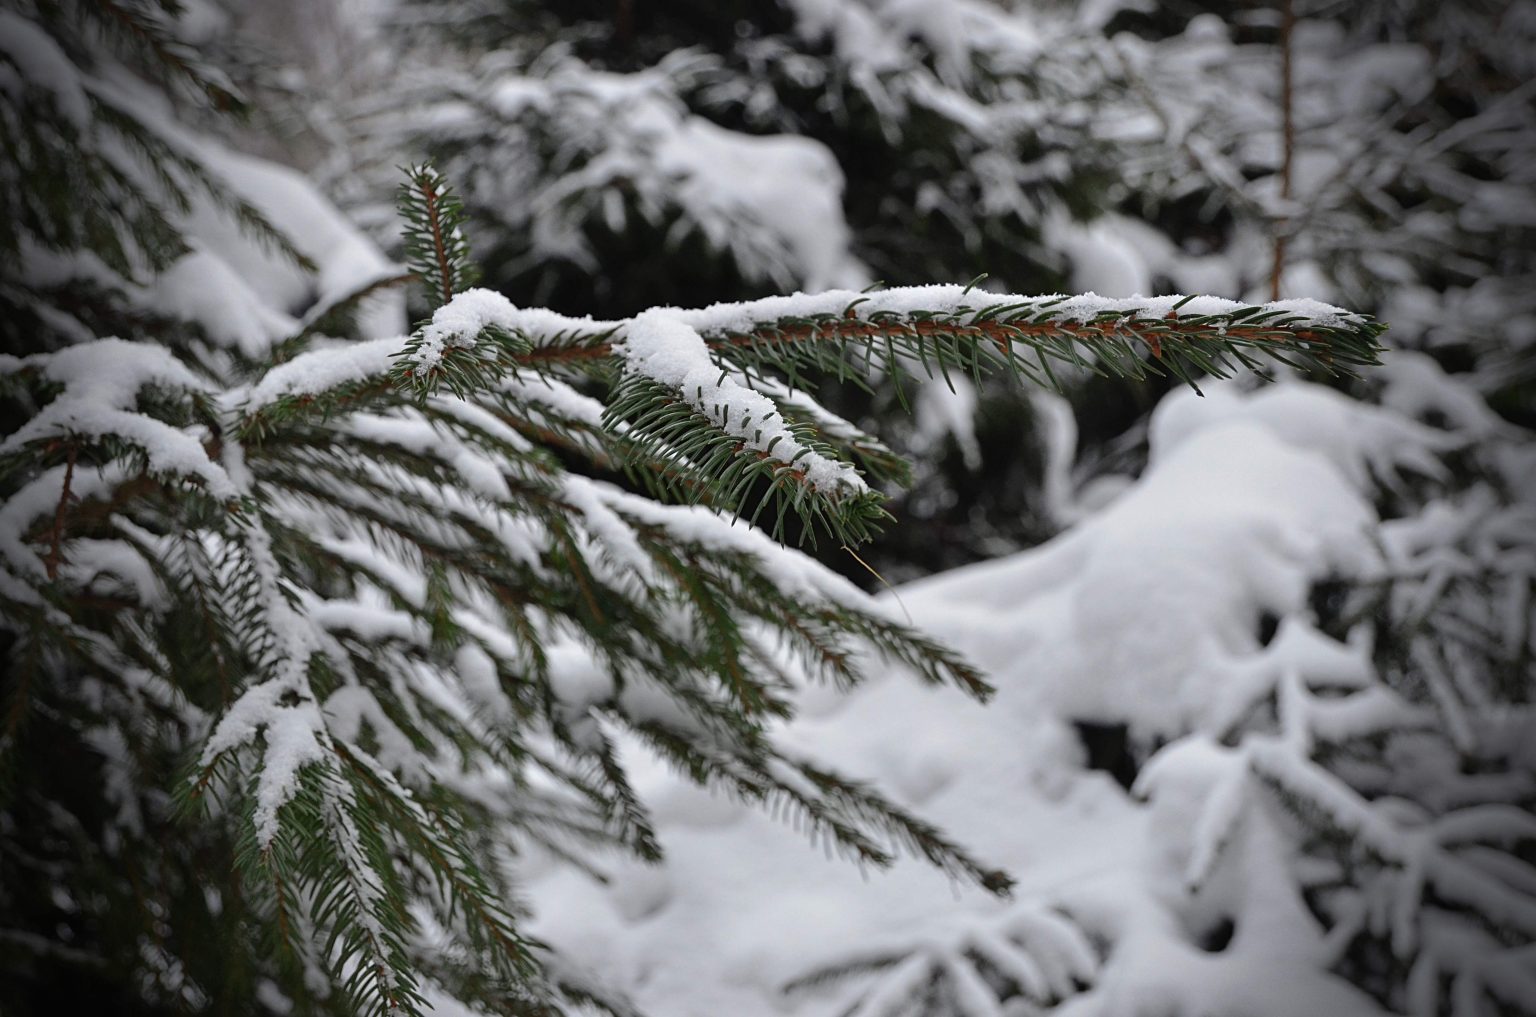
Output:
[
  {"xmin": 617, "ymin": 306, "xmax": 867, "ymax": 496},
  {"xmin": 368, "ymin": 284, "xmax": 1383, "ymax": 543},
  {"xmin": 0, "ymin": 339, "xmax": 235, "ymax": 499},
  {"xmin": 420, "ymin": 286, "xmax": 1381, "ymax": 373}
]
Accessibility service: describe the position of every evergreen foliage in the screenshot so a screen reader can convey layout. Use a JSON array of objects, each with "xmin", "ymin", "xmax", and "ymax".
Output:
[
  {"xmin": 298, "ymin": 2, "xmax": 1531, "ymax": 1014},
  {"xmin": 309, "ymin": 0, "xmax": 1535, "ymax": 581},
  {"xmin": 0, "ymin": 5, "xmax": 1395, "ymax": 1015},
  {"xmin": 396, "ymin": 164, "xmax": 481, "ymax": 309},
  {"xmin": 6, "ymin": 2, "xmax": 1533, "ymax": 1016},
  {"xmin": 311, "ymin": 0, "xmax": 1145, "ymax": 577}
]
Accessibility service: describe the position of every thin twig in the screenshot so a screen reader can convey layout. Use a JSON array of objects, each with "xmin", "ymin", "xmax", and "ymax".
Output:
[
  {"xmin": 1270, "ymin": 0, "xmax": 1296, "ymax": 301},
  {"xmin": 418, "ymin": 177, "xmax": 456, "ymax": 307},
  {"xmin": 842, "ymin": 544, "xmax": 912, "ymax": 625}
]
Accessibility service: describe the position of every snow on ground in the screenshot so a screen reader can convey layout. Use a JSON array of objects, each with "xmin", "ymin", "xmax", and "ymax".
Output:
[{"xmin": 519, "ymin": 379, "xmax": 1425, "ymax": 1016}]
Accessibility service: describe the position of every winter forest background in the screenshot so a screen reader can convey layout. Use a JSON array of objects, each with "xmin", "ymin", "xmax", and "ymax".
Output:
[{"xmin": 2, "ymin": 1, "xmax": 1534, "ymax": 1016}]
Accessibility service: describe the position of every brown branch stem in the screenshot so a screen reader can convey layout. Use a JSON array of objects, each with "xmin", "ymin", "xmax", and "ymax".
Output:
[
  {"xmin": 510, "ymin": 315, "xmax": 1323, "ymax": 369},
  {"xmin": 418, "ymin": 178, "xmax": 456, "ymax": 307},
  {"xmin": 1270, "ymin": 0, "xmax": 1296, "ymax": 301}
]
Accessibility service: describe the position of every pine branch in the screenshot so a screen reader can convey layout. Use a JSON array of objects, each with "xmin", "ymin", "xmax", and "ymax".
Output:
[
  {"xmin": 789, "ymin": 757, "xmax": 1015, "ymax": 895},
  {"xmin": 601, "ymin": 373, "xmax": 892, "ymax": 548},
  {"xmin": 511, "ymin": 305, "xmax": 1379, "ymax": 377},
  {"xmin": 397, "ymin": 163, "xmax": 481, "ymax": 312},
  {"xmin": 380, "ymin": 284, "xmax": 1383, "ymax": 545},
  {"xmin": 332, "ymin": 743, "xmax": 539, "ymax": 984}
]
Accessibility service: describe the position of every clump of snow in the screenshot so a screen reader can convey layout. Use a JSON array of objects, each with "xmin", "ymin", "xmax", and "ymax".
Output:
[
  {"xmin": 618, "ymin": 307, "xmax": 866, "ymax": 496},
  {"xmin": 457, "ymin": 61, "xmax": 871, "ymax": 291},
  {"xmin": 1377, "ymin": 351, "xmax": 1506, "ymax": 438},
  {"xmin": 409, "ymin": 287, "xmax": 519, "ymax": 369},
  {"xmin": 451, "ymin": 642, "xmax": 515, "ymax": 723},
  {"xmin": 650, "ymin": 116, "xmax": 869, "ymax": 291},
  {"xmin": 0, "ymin": 11, "xmax": 90, "ymax": 129},
  {"xmin": 904, "ymin": 389, "xmax": 1380, "ymax": 739},
  {"xmin": 324, "ymin": 685, "xmax": 430, "ymax": 784},
  {"xmin": 188, "ymin": 141, "xmax": 408, "ymax": 339},
  {"xmin": 1046, "ymin": 213, "xmax": 1154, "ymax": 299},
  {"xmin": 151, "ymin": 247, "xmax": 300, "ymax": 357},
  {"xmin": 913, "ymin": 375, "xmax": 982, "ymax": 471},
  {"xmin": 1148, "ymin": 380, "xmax": 1448, "ymax": 488},
  {"xmin": 56, "ymin": 537, "xmax": 165, "ymax": 608},
  {"xmin": 545, "ymin": 637, "xmax": 617, "ymax": 730},
  {"xmin": 241, "ymin": 336, "xmax": 401, "ymax": 410},
  {"xmin": 783, "ymin": 0, "xmax": 907, "ymax": 75},
  {"xmin": 2, "ymin": 339, "xmax": 235, "ymax": 499}
]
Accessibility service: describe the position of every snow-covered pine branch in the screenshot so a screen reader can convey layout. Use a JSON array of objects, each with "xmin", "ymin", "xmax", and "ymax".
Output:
[{"xmin": 229, "ymin": 276, "xmax": 1385, "ymax": 548}]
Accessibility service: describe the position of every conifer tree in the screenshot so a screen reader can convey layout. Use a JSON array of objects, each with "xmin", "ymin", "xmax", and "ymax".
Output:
[{"xmin": 0, "ymin": 5, "xmax": 1395, "ymax": 1015}]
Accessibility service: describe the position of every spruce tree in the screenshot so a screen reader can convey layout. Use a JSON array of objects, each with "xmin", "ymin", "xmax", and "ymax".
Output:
[{"xmin": 0, "ymin": 4, "xmax": 1396, "ymax": 1015}]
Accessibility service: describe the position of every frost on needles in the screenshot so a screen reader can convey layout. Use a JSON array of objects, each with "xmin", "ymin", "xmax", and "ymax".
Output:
[{"xmin": 0, "ymin": 160, "xmax": 1385, "ymax": 1017}]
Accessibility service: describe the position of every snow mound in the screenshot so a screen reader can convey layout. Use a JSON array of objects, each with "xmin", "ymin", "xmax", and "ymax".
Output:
[{"xmin": 520, "ymin": 379, "xmax": 1433, "ymax": 1016}]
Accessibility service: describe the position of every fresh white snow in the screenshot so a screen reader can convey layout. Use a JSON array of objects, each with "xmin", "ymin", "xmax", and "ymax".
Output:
[{"xmin": 514, "ymin": 378, "xmax": 1454, "ymax": 1017}]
